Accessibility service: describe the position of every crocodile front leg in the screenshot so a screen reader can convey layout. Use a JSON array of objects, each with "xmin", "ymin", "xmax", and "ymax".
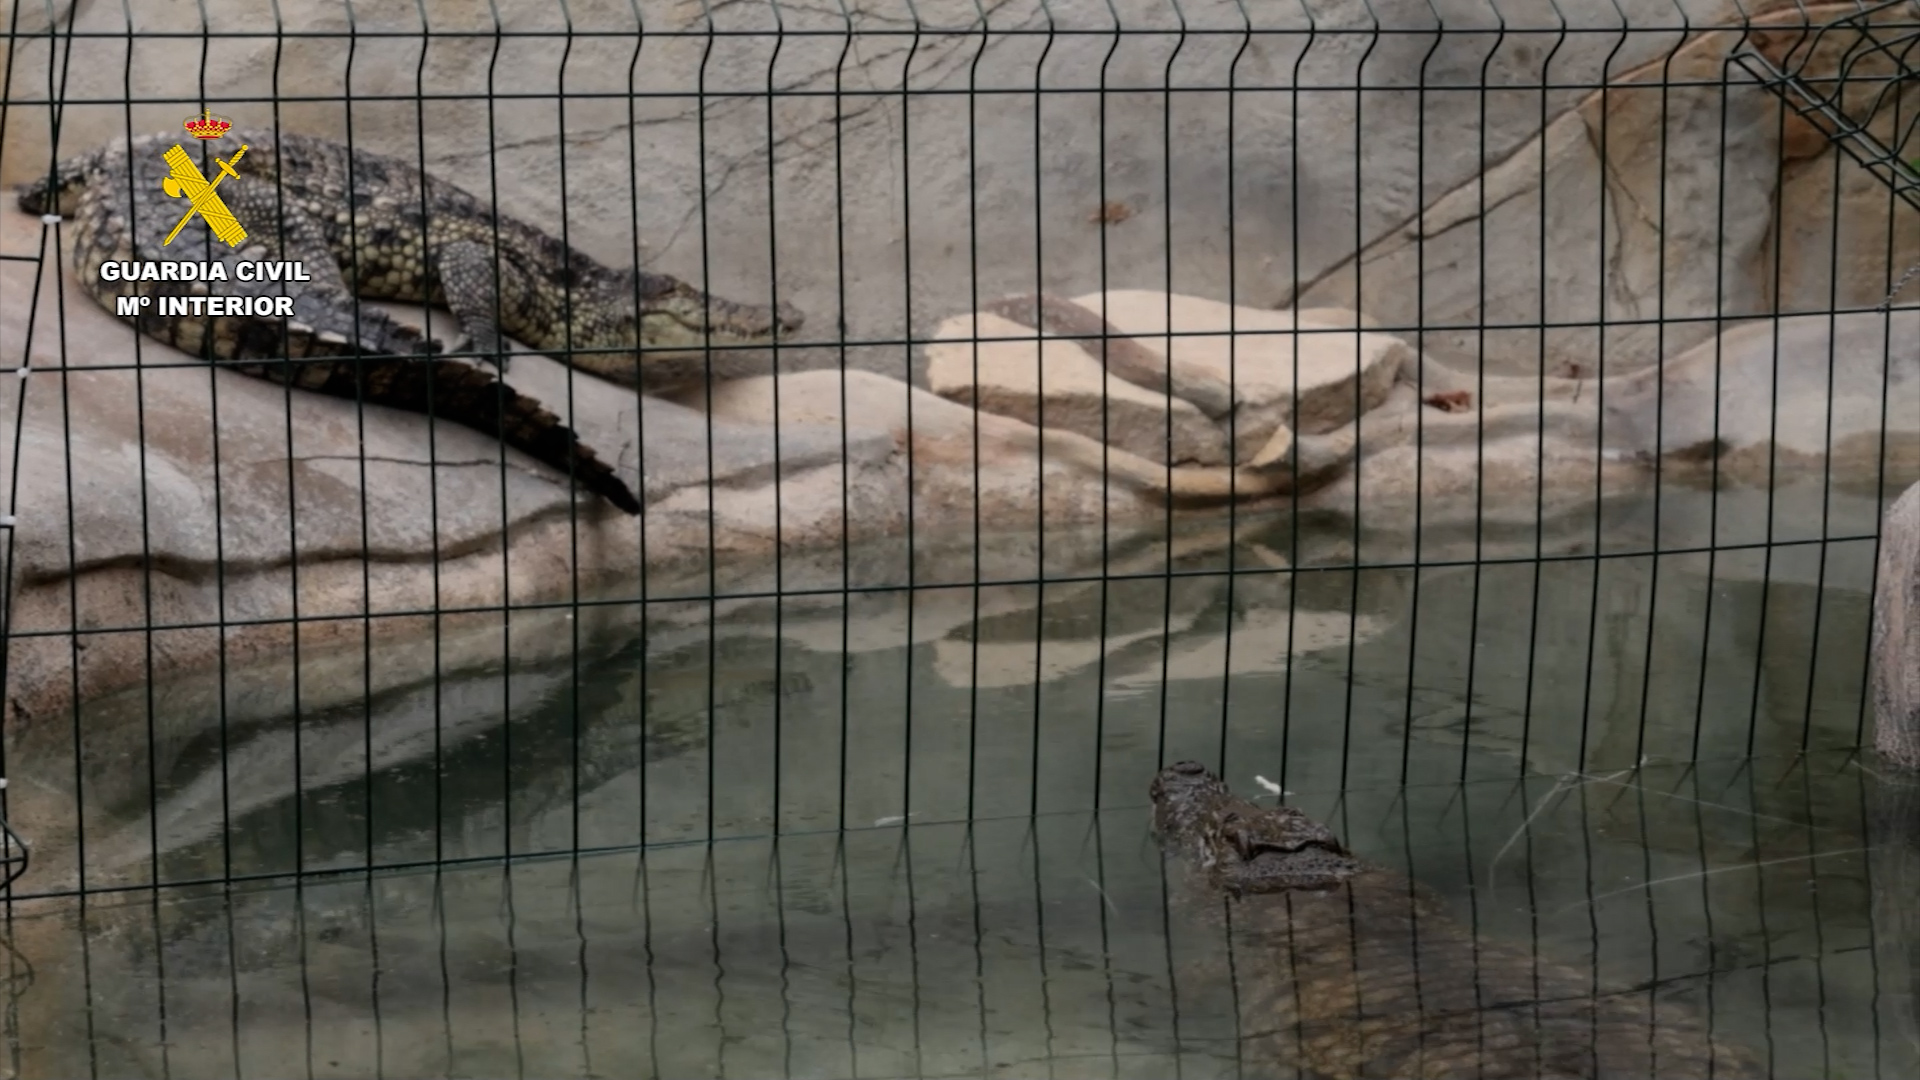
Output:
[{"xmin": 430, "ymin": 238, "xmax": 516, "ymax": 375}]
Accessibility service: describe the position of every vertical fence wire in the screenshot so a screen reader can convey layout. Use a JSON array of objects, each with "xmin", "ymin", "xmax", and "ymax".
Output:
[
  {"xmin": 1278, "ymin": 0, "xmax": 1314, "ymax": 801},
  {"xmin": 1863, "ymin": 19, "xmax": 1911, "ymax": 749},
  {"xmin": 901, "ymin": 0, "xmax": 925, "ymax": 836},
  {"xmin": 0, "ymin": 0, "xmax": 75, "ymax": 905},
  {"xmin": 694, "ymin": 0, "xmax": 719, "ymax": 851},
  {"xmin": 1462, "ymin": 0, "xmax": 1505, "ymax": 786},
  {"xmin": 1805, "ymin": 14, "xmax": 1847, "ymax": 757},
  {"xmin": 1629, "ymin": 2, "xmax": 1682, "ymax": 769},
  {"xmin": 831, "ymin": 0, "xmax": 854, "ymax": 838},
  {"xmin": 1030, "ymin": 0, "xmax": 1054, "ymax": 824},
  {"xmin": 965, "ymin": 0, "xmax": 989, "ymax": 826},
  {"xmin": 1338, "ymin": 0, "xmax": 1377, "ymax": 794},
  {"xmin": 340, "ymin": 0, "xmax": 373, "ymax": 892},
  {"xmin": 1516, "ymin": 0, "xmax": 1562, "ymax": 777},
  {"xmin": 1576, "ymin": 3, "xmax": 1626, "ymax": 777},
  {"xmin": 413, "ymin": 0, "xmax": 448, "ymax": 875},
  {"xmin": 763, "ymin": 0, "xmax": 787, "ymax": 845},
  {"xmin": 554, "ymin": 0, "xmax": 586, "ymax": 872},
  {"xmin": 1215, "ymin": 0, "xmax": 1248, "ymax": 779}
]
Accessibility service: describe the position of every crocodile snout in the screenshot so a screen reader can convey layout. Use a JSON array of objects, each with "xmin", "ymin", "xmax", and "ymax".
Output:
[
  {"xmin": 1150, "ymin": 760, "xmax": 1217, "ymax": 804},
  {"xmin": 710, "ymin": 294, "xmax": 802, "ymax": 342},
  {"xmin": 772, "ymin": 299, "xmax": 804, "ymax": 338}
]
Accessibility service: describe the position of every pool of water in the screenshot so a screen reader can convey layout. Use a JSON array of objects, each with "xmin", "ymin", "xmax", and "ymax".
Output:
[
  {"xmin": 0, "ymin": 484, "xmax": 1913, "ymax": 1077},
  {"xmin": 4, "ymin": 758, "xmax": 1914, "ymax": 1079}
]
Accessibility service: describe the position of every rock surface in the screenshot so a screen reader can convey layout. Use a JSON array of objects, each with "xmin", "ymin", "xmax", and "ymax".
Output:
[
  {"xmin": 1604, "ymin": 311, "xmax": 1920, "ymax": 494},
  {"xmin": 1878, "ymin": 482, "xmax": 1920, "ymax": 770},
  {"xmin": 2, "ymin": 0, "xmax": 1796, "ymax": 388},
  {"xmin": 4, "ymin": 0, "xmax": 1917, "ymax": 729},
  {"xmin": 0, "ymin": 207, "xmax": 1376, "ymax": 724},
  {"xmin": 1072, "ymin": 289, "xmax": 1408, "ymax": 462},
  {"xmin": 924, "ymin": 311, "xmax": 1230, "ymax": 466},
  {"xmin": 1292, "ymin": 3, "xmax": 1920, "ymax": 378},
  {"xmin": 664, "ymin": 366, "xmax": 1219, "ymax": 536}
]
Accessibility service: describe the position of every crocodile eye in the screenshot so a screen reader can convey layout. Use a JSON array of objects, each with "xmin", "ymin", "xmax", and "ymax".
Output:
[
  {"xmin": 1173, "ymin": 760, "xmax": 1206, "ymax": 776},
  {"xmin": 1223, "ymin": 819, "xmax": 1258, "ymax": 862}
]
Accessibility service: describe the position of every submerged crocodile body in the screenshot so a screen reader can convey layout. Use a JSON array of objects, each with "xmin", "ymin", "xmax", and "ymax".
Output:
[
  {"xmin": 1149, "ymin": 762, "xmax": 1763, "ymax": 1079},
  {"xmin": 19, "ymin": 129, "xmax": 803, "ymax": 514}
]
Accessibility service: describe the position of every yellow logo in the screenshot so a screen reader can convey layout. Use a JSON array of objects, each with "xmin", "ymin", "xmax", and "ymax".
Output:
[
  {"xmin": 160, "ymin": 142, "xmax": 249, "ymax": 247},
  {"xmin": 184, "ymin": 109, "xmax": 233, "ymax": 140}
]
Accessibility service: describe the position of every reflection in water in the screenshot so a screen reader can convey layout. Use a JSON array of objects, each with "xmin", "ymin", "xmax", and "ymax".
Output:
[{"xmin": 0, "ymin": 490, "xmax": 1905, "ymax": 1077}]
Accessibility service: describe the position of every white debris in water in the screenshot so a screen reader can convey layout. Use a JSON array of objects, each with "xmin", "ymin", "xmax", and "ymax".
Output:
[
  {"xmin": 1254, "ymin": 775, "xmax": 1291, "ymax": 797},
  {"xmin": 874, "ymin": 813, "xmax": 916, "ymax": 826}
]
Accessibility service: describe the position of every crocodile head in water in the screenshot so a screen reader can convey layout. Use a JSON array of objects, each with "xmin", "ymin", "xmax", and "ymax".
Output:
[
  {"xmin": 1150, "ymin": 761, "xmax": 1366, "ymax": 895},
  {"xmin": 624, "ymin": 269, "xmax": 805, "ymax": 359}
]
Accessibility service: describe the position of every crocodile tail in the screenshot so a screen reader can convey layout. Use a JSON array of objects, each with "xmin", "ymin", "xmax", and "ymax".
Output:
[
  {"xmin": 286, "ymin": 355, "xmax": 642, "ymax": 516},
  {"xmin": 81, "ymin": 278, "xmax": 638, "ymax": 513}
]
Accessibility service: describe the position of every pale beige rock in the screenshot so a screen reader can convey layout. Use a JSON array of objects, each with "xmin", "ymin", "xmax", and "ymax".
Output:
[
  {"xmin": 915, "ymin": 284, "xmax": 1696, "ymax": 527},
  {"xmin": 924, "ymin": 311, "xmax": 1230, "ymax": 466},
  {"xmin": 1248, "ymin": 424, "xmax": 1296, "ymax": 469},
  {"xmin": 1298, "ymin": 308, "xmax": 1382, "ymax": 331},
  {"xmin": 674, "ymin": 368, "xmax": 1218, "ymax": 533},
  {"xmin": 1293, "ymin": 3, "xmax": 1920, "ymax": 379},
  {"xmin": 1075, "ymin": 290, "xmax": 1408, "ymax": 462},
  {"xmin": 1877, "ymin": 482, "xmax": 1920, "ymax": 769},
  {"xmin": 1290, "ymin": 381, "xmax": 1652, "ymax": 531},
  {"xmin": 1602, "ymin": 310, "xmax": 1920, "ymax": 494}
]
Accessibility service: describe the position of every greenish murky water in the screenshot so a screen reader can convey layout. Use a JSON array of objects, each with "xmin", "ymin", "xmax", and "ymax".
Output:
[{"xmin": 1, "ymin": 485, "xmax": 1914, "ymax": 1078}]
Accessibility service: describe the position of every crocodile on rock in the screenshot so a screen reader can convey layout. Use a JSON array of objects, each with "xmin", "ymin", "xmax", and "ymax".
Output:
[
  {"xmin": 18, "ymin": 129, "xmax": 806, "ymax": 516},
  {"xmin": 1150, "ymin": 761, "xmax": 1764, "ymax": 1079}
]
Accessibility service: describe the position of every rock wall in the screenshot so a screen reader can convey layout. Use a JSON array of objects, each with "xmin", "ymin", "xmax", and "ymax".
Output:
[
  {"xmin": 4, "ymin": 0, "xmax": 1783, "ymax": 383},
  {"xmin": 1878, "ymin": 481, "xmax": 1920, "ymax": 769},
  {"xmin": 1296, "ymin": 3, "xmax": 1920, "ymax": 377},
  {"xmin": 2, "ymin": 0, "xmax": 1916, "ymax": 726}
]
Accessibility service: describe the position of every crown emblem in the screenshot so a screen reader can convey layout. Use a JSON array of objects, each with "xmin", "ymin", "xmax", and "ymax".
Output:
[{"xmin": 183, "ymin": 110, "xmax": 232, "ymax": 140}]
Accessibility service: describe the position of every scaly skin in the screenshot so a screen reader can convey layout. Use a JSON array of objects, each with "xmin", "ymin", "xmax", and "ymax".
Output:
[
  {"xmin": 1150, "ymin": 762, "xmax": 1764, "ymax": 1079},
  {"xmin": 19, "ymin": 131, "xmax": 803, "ymax": 513}
]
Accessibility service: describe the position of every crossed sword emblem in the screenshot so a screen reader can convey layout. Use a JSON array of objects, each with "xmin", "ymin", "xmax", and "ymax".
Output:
[{"xmin": 160, "ymin": 142, "xmax": 249, "ymax": 247}]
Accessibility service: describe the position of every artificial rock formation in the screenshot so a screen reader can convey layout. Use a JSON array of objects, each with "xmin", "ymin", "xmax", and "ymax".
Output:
[
  {"xmin": 5, "ymin": 0, "xmax": 1920, "ymax": 728},
  {"xmin": 1877, "ymin": 482, "xmax": 1920, "ymax": 770}
]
